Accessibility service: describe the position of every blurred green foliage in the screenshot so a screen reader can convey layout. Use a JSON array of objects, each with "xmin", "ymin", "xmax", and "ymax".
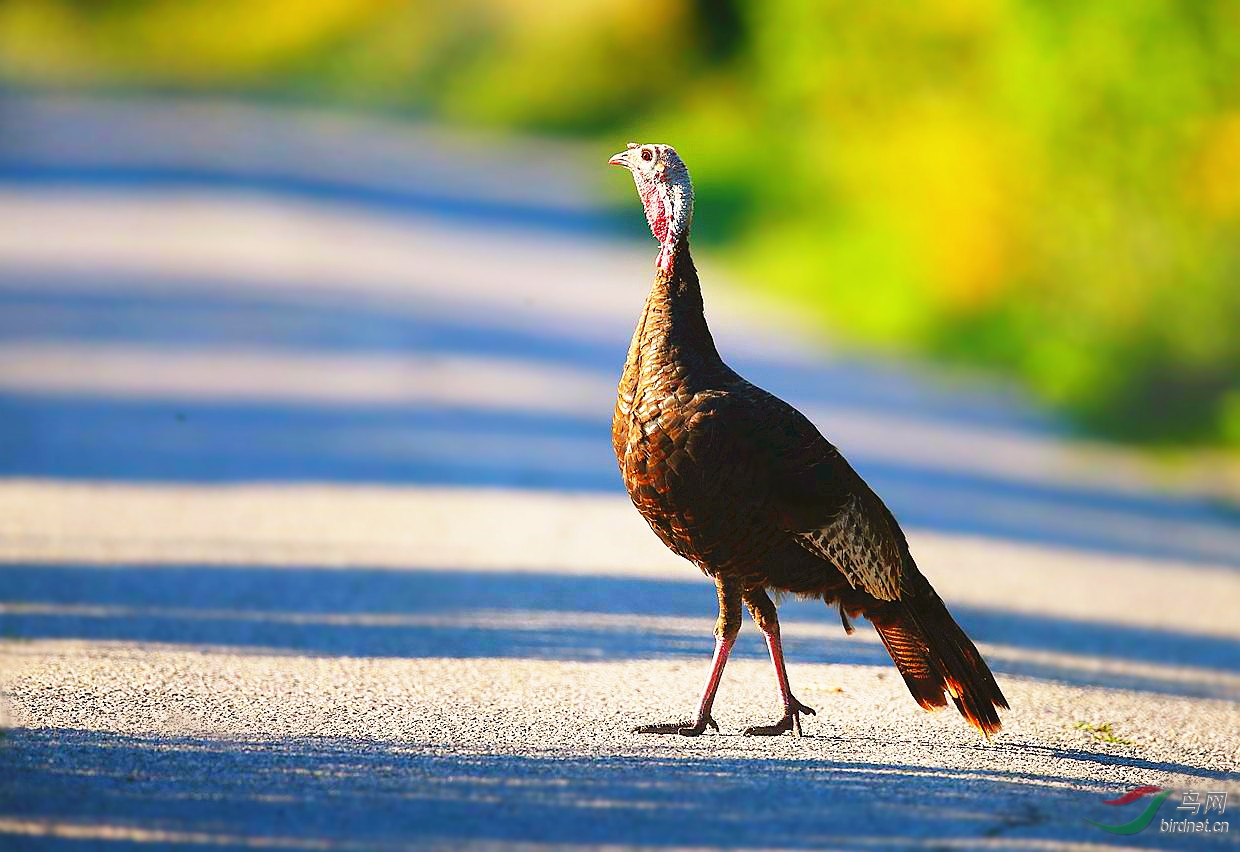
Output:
[{"xmin": 3, "ymin": 0, "xmax": 1238, "ymax": 445}]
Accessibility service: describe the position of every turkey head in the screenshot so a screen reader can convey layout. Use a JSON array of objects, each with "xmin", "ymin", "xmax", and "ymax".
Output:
[{"xmin": 609, "ymin": 142, "xmax": 694, "ymax": 274}]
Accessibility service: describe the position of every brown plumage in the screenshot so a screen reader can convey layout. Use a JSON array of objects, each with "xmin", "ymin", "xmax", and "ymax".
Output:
[{"xmin": 609, "ymin": 142, "xmax": 1007, "ymax": 738}]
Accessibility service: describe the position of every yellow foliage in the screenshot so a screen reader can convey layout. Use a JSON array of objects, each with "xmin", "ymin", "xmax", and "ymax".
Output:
[
  {"xmin": 0, "ymin": 0, "xmax": 397, "ymax": 81},
  {"xmin": 839, "ymin": 104, "xmax": 1021, "ymax": 312},
  {"xmin": 127, "ymin": 0, "xmax": 397, "ymax": 78},
  {"xmin": 1186, "ymin": 113, "xmax": 1240, "ymax": 221},
  {"xmin": 436, "ymin": 0, "xmax": 691, "ymax": 126}
]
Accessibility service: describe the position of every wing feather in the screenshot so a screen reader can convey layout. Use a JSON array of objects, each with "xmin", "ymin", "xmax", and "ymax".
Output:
[
  {"xmin": 795, "ymin": 492, "xmax": 902, "ymax": 600},
  {"xmin": 742, "ymin": 390, "xmax": 908, "ymax": 601},
  {"xmin": 670, "ymin": 383, "xmax": 911, "ymax": 601}
]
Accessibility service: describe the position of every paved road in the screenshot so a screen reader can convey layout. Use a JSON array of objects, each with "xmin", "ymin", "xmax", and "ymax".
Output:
[{"xmin": 0, "ymin": 96, "xmax": 1237, "ymax": 849}]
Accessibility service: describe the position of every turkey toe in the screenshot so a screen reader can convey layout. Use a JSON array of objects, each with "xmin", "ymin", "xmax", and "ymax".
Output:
[
  {"xmin": 633, "ymin": 715, "xmax": 718, "ymax": 736},
  {"xmin": 743, "ymin": 700, "xmax": 815, "ymax": 737}
]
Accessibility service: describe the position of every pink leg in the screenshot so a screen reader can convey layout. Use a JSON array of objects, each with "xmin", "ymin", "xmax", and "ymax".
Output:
[
  {"xmin": 634, "ymin": 635, "xmax": 735, "ymax": 736},
  {"xmin": 746, "ymin": 626, "xmax": 816, "ymax": 737},
  {"xmin": 693, "ymin": 635, "xmax": 735, "ymax": 723}
]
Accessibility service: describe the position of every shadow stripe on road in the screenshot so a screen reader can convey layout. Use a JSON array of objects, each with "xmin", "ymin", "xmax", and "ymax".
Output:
[
  {"xmin": 0, "ymin": 165, "xmax": 626, "ymax": 238},
  {"xmin": 0, "ymin": 276, "xmax": 1051, "ymax": 432},
  {"xmin": 2, "ymin": 565, "xmax": 1236, "ymax": 699},
  {"xmin": 4, "ymin": 392, "xmax": 1237, "ymax": 568},
  {"xmin": 0, "ymin": 728, "xmax": 1232, "ymax": 849}
]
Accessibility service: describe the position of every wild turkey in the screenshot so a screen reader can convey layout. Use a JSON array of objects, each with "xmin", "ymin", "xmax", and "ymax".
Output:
[{"xmin": 608, "ymin": 142, "xmax": 1008, "ymax": 737}]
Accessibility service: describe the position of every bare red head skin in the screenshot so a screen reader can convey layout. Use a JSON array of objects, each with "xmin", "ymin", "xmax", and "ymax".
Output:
[{"xmin": 608, "ymin": 142, "xmax": 694, "ymax": 276}]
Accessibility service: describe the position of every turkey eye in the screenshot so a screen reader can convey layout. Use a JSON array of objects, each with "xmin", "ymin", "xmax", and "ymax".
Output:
[{"xmin": 641, "ymin": 148, "xmax": 654, "ymax": 162}]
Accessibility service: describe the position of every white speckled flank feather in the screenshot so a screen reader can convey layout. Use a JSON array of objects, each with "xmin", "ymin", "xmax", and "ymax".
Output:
[{"xmin": 796, "ymin": 494, "xmax": 902, "ymax": 601}]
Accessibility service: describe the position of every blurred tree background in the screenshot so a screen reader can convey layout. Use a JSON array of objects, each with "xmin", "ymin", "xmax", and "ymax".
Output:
[{"xmin": 3, "ymin": 0, "xmax": 1237, "ymax": 448}]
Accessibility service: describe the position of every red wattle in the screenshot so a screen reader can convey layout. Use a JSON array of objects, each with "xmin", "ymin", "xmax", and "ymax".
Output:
[{"xmin": 639, "ymin": 182, "xmax": 669, "ymax": 243}]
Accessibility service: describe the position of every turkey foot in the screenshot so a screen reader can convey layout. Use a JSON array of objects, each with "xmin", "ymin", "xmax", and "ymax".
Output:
[
  {"xmin": 743, "ymin": 699, "xmax": 816, "ymax": 737},
  {"xmin": 634, "ymin": 634, "xmax": 733, "ymax": 737},
  {"xmin": 633, "ymin": 714, "xmax": 719, "ymax": 736}
]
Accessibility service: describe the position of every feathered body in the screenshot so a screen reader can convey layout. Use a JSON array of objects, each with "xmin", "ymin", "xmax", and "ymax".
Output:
[{"xmin": 610, "ymin": 142, "xmax": 1007, "ymax": 737}]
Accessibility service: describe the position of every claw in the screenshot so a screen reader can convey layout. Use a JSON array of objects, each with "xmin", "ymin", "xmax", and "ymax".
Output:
[
  {"xmin": 743, "ymin": 699, "xmax": 816, "ymax": 738},
  {"xmin": 633, "ymin": 714, "xmax": 719, "ymax": 737}
]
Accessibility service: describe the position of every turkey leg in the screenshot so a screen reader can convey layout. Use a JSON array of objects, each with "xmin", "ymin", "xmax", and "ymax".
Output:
[
  {"xmin": 633, "ymin": 577, "xmax": 740, "ymax": 736},
  {"xmin": 743, "ymin": 588, "xmax": 816, "ymax": 737}
]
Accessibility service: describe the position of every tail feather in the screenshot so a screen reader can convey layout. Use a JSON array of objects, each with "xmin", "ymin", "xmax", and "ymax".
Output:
[{"xmin": 868, "ymin": 585, "xmax": 1008, "ymax": 738}]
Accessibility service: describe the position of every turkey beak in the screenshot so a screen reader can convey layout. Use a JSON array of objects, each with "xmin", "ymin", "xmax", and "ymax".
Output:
[{"xmin": 608, "ymin": 150, "xmax": 631, "ymax": 169}]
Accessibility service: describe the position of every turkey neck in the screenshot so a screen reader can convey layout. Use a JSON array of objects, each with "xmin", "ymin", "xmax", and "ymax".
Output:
[{"xmin": 623, "ymin": 241, "xmax": 726, "ymax": 389}]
